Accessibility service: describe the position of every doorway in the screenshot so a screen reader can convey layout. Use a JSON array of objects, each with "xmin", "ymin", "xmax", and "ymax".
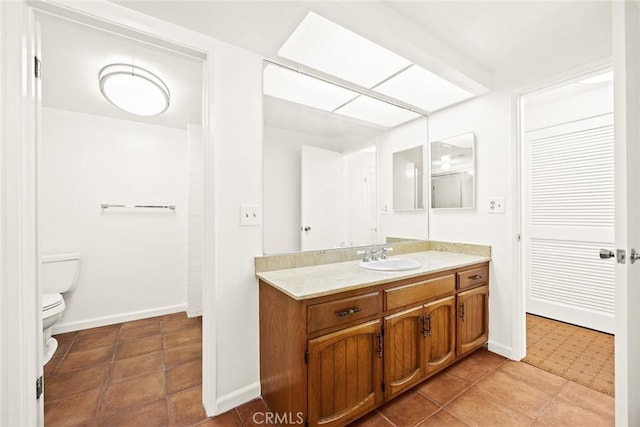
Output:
[
  {"xmin": 521, "ymin": 68, "xmax": 614, "ymax": 332},
  {"xmin": 519, "ymin": 67, "xmax": 615, "ymax": 395},
  {"xmin": 33, "ymin": 6, "xmax": 208, "ymax": 423}
]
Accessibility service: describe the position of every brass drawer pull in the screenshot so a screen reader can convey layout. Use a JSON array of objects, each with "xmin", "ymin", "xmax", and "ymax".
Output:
[
  {"xmin": 336, "ymin": 307, "xmax": 361, "ymax": 317},
  {"xmin": 469, "ymin": 274, "xmax": 483, "ymax": 280}
]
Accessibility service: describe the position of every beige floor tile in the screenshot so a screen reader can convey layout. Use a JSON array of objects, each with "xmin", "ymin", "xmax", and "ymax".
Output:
[
  {"xmin": 476, "ymin": 370, "xmax": 554, "ymax": 418},
  {"xmin": 379, "ymin": 391, "xmax": 439, "ymax": 426},
  {"xmin": 445, "ymin": 387, "xmax": 534, "ymax": 427},
  {"xmin": 533, "ymin": 398, "xmax": 613, "ymax": 426}
]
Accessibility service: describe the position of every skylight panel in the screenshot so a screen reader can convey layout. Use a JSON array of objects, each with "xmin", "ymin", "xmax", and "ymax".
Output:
[
  {"xmin": 335, "ymin": 95, "xmax": 422, "ymax": 128},
  {"xmin": 278, "ymin": 12, "xmax": 411, "ymax": 88},
  {"xmin": 263, "ymin": 64, "xmax": 358, "ymax": 111},
  {"xmin": 374, "ymin": 65, "xmax": 473, "ymax": 112}
]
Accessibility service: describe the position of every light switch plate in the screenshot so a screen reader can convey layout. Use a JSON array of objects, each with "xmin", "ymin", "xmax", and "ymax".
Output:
[
  {"xmin": 240, "ymin": 204, "xmax": 261, "ymax": 226},
  {"xmin": 488, "ymin": 197, "xmax": 505, "ymax": 214}
]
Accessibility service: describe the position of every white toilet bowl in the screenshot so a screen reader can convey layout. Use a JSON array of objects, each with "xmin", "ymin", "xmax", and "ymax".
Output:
[
  {"xmin": 42, "ymin": 293, "xmax": 66, "ymax": 364},
  {"xmin": 41, "ymin": 253, "xmax": 80, "ymax": 365}
]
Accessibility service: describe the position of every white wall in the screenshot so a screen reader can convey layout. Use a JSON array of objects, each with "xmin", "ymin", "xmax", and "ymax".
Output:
[
  {"xmin": 41, "ymin": 108, "xmax": 188, "ymax": 332},
  {"xmin": 263, "ymin": 126, "xmax": 326, "ymax": 254},
  {"xmin": 211, "ymin": 42, "xmax": 263, "ymax": 411},
  {"xmin": 428, "ymin": 33, "xmax": 611, "ymax": 359},
  {"xmin": 378, "ymin": 117, "xmax": 429, "ymax": 241},
  {"xmin": 428, "ymin": 90, "xmax": 515, "ymax": 356},
  {"xmin": 187, "ymin": 124, "xmax": 203, "ymax": 316},
  {"xmin": 525, "ymin": 84, "xmax": 613, "ymax": 131},
  {"xmin": 343, "ymin": 148, "xmax": 376, "ymax": 247}
]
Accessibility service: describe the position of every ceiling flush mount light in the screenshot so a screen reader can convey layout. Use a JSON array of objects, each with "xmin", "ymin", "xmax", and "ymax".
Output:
[{"xmin": 99, "ymin": 64, "xmax": 170, "ymax": 116}]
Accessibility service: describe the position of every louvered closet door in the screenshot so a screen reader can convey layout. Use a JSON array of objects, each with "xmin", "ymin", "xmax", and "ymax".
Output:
[{"xmin": 524, "ymin": 113, "xmax": 615, "ymax": 333}]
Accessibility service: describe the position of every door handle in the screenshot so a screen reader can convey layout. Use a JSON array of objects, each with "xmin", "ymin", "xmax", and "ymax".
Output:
[
  {"xmin": 631, "ymin": 249, "xmax": 640, "ymax": 264},
  {"xmin": 599, "ymin": 249, "xmax": 615, "ymax": 259}
]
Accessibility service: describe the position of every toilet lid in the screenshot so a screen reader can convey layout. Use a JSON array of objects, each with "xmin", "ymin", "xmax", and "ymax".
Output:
[{"xmin": 42, "ymin": 293, "xmax": 63, "ymax": 310}]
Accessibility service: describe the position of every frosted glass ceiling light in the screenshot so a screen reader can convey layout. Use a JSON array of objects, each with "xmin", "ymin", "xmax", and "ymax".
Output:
[
  {"xmin": 278, "ymin": 12, "xmax": 411, "ymax": 88},
  {"xmin": 374, "ymin": 65, "xmax": 473, "ymax": 112},
  {"xmin": 263, "ymin": 63, "xmax": 358, "ymax": 111},
  {"xmin": 99, "ymin": 64, "xmax": 170, "ymax": 116},
  {"xmin": 335, "ymin": 95, "xmax": 421, "ymax": 127}
]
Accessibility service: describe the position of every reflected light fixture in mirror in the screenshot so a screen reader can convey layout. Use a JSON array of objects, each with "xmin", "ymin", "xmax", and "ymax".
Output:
[
  {"xmin": 263, "ymin": 62, "xmax": 421, "ymax": 128},
  {"xmin": 277, "ymin": 11, "xmax": 474, "ymax": 114},
  {"xmin": 263, "ymin": 63, "xmax": 357, "ymax": 111},
  {"xmin": 99, "ymin": 64, "xmax": 170, "ymax": 116}
]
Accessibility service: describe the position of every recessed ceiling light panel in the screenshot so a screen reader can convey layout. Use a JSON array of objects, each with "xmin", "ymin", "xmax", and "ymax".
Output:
[
  {"xmin": 99, "ymin": 64, "xmax": 170, "ymax": 116},
  {"xmin": 263, "ymin": 63, "xmax": 358, "ymax": 111},
  {"xmin": 278, "ymin": 12, "xmax": 411, "ymax": 88},
  {"xmin": 335, "ymin": 95, "xmax": 422, "ymax": 128},
  {"xmin": 374, "ymin": 65, "xmax": 473, "ymax": 112}
]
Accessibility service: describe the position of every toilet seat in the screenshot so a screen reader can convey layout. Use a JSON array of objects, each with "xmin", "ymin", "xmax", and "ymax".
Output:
[{"xmin": 42, "ymin": 293, "xmax": 63, "ymax": 312}]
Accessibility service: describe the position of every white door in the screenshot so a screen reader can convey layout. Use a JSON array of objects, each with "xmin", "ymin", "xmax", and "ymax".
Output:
[
  {"xmin": 301, "ymin": 145, "xmax": 344, "ymax": 251},
  {"xmin": 524, "ymin": 114, "xmax": 615, "ymax": 333}
]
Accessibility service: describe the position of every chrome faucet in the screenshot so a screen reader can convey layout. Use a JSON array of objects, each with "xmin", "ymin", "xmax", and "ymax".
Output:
[
  {"xmin": 356, "ymin": 249, "xmax": 371, "ymax": 262},
  {"xmin": 371, "ymin": 247, "xmax": 393, "ymax": 261}
]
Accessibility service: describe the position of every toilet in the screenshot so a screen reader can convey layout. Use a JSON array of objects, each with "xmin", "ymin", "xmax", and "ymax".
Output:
[{"xmin": 42, "ymin": 253, "xmax": 80, "ymax": 364}]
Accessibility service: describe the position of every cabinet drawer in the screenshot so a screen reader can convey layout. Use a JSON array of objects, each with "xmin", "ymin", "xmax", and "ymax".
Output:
[
  {"xmin": 307, "ymin": 292, "xmax": 380, "ymax": 334},
  {"xmin": 385, "ymin": 275, "xmax": 455, "ymax": 311},
  {"xmin": 457, "ymin": 265, "xmax": 489, "ymax": 290}
]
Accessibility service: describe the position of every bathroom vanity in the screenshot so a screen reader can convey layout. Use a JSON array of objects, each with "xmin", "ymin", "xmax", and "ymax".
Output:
[{"xmin": 257, "ymin": 250, "xmax": 490, "ymax": 427}]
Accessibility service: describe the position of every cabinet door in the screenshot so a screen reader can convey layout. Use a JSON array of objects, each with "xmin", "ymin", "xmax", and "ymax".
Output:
[
  {"xmin": 457, "ymin": 285, "xmax": 489, "ymax": 357},
  {"xmin": 424, "ymin": 296, "xmax": 456, "ymax": 373},
  {"xmin": 383, "ymin": 306, "xmax": 424, "ymax": 399},
  {"xmin": 307, "ymin": 320, "xmax": 383, "ymax": 427}
]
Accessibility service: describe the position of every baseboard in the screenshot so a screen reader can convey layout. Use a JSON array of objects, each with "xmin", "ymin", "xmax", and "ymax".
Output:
[
  {"xmin": 214, "ymin": 381, "xmax": 261, "ymax": 415},
  {"xmin": 51, "ymin": 303, "xmax": 187, "ymax": 334},
  {"xmin": 488, "ymin": 340, "xmax": 515, "ymax": 360},
  {"xmin": 187, "ymin": 309, "xmax": 203, "ymax": 318}
]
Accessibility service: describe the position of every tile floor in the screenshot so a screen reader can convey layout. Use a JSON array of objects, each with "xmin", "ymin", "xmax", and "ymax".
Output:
[
  {"xmin": 45, "ymin": 313, "xmax": 614, "ymax": 426},
  {"xmin": 523, "ymin": 313, "xmax": 614, "ymax": 397}
]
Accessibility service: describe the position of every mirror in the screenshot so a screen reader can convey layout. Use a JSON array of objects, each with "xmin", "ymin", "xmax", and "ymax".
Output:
[
  {"xmin": 393, "ymin": 146, "xmax": 425, "ymax": 210},
  {"xmin": 262, "ymin": 62, "xmax": 429, "ymax": 254},
  {"xmin": 430, "ymin": 132, "xmax": 475, "ymax": 209}
]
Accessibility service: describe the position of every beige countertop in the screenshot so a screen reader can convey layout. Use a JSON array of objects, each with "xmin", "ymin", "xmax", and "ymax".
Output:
[{"xmin": 256, "ymin": 250, "xmax": 491, "ymax": 300}]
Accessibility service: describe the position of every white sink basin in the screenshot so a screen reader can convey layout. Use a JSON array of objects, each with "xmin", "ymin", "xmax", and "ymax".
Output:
[{"xmin": 359, "ymin": 257, "xmax": 421, "ymax": 271}]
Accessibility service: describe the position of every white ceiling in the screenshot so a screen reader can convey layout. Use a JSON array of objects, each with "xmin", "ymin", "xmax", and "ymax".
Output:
[
  {"xmin": 111, "ymin": 1, "xmax": 612, "ymax": 85},
  {"xmin": 106, "ymin": 0, "xmax": 612, "ymax": 147},
  {"xmin": 40, "ymin": 14, "xmax": 202, "ymax": 129},
  {"xmin": 41, "ymin": 1, "xmax": 612, "ymax": 139},
  {"xmin": 386, "ymin": 1, "xmax": 612, "ymax": 72}
]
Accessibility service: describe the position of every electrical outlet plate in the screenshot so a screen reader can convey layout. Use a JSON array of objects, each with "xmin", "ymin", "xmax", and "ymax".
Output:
[
  {"xmin": 488, "ymin": 197, "xmax": 505, "ymax": 214},
  {"xmin": 240, "ymin": 204, "xmax": 261, "ymax": 226}
]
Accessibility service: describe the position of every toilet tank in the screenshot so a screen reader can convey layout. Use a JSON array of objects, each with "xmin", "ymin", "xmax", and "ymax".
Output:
[{"xmin": 41, "ymin": 253, "xmax": 80, "ymax": 294}]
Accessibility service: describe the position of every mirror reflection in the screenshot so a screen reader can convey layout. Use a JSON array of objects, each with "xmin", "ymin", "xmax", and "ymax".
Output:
[
  {"xmin": 430, "ymin": 133, "xmax": 475, "ymax": 209},
  {"xmin": 393, "ymin": 146, "xmax": 424, "ymax": 210},
  {"xmin": 263, "ymin": 62, "xmax": 429, "ymax": 254}
]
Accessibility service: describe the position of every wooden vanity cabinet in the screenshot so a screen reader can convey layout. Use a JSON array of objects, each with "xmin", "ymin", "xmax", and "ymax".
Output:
[
  {"xmin": 307, "ymin": 320, "xmax": 383, "ymax": 427},
  {"xmin": 457, "ymin": 285, "xmax": 489, "ymax": 357},
  {"xmin": 259, "ymin": 261, "xmax": 489, "ymax": 427},
  {"xmin": 383, "ymin": 295, "xmax": 456, "ymax": 400}
]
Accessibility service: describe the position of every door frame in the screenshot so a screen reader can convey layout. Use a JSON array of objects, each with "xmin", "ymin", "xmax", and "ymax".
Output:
[
  {"xmin": 513, "ymin": 10, "xmax": 640, "ymax": 420},
  {"xmin": 0, "ymin": 2, "xmax": 40, "ymax": 425},
  {"xmin": 612, "ymin": 2, "xmax": 640, "ymax": 424},
  {"xmin": 512, "ymin": 59, "xmax": 612, "ymax": 363},
  {"xmin": 1, "ymin": 0, "xmax": 223, "ymax": 421}
]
